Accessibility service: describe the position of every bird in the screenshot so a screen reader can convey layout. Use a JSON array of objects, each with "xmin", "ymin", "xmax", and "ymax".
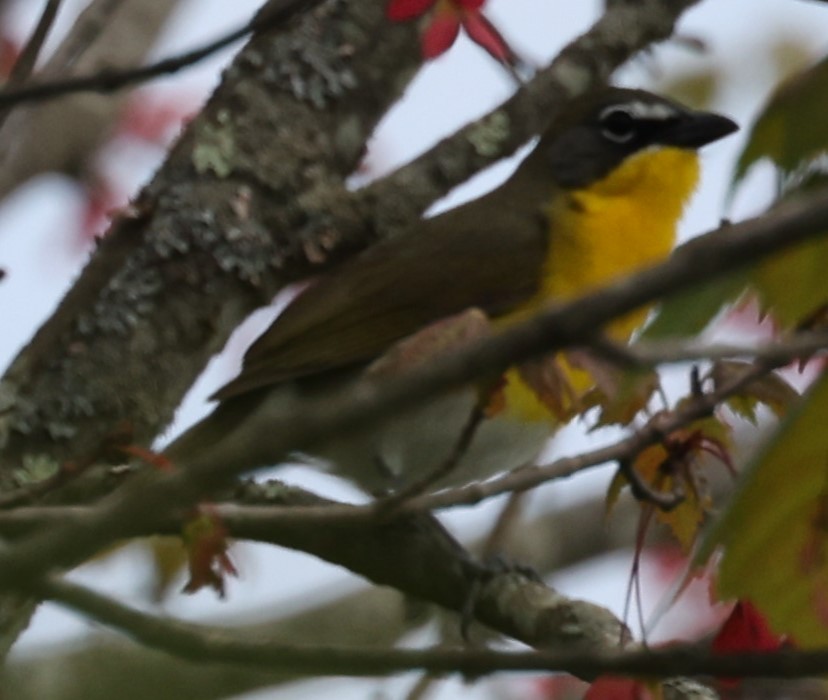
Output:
[{"xmin": 164, "ymin": 87, "xmax": 738, "ymax": 495}]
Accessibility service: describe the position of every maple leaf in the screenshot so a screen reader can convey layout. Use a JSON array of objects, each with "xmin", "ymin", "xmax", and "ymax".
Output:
[
  {"xmin": 699, "ymin": 372, "xmax": 828, "ymax": 646},
  {"xmin": 386, "ymin": 0, "xmax": 513, "ymax": 62},
  {"xmin": 569, "ymin": 349, "xmax": 660, "ymax": 427},
  {"xmin": 516, "ymin": 355, "xmax": 582, "ymax": 421},
  {"xmin": 712, "ymin": 600, "xmax": 785, "ymax": 654},
  {"xmin": 711, "ymin": 360, "xmax": 800, "ymax": 423},
  {"xmin": 607, "ymin": 416, "xmax": 733, "ymax": 551},
  {"xmin": 182, "ymin": 507, "xmax": 238, "ymax": 598},
  {"xmin": 711, "ymin": 600, "xmax": 786, "ymax": 686}
]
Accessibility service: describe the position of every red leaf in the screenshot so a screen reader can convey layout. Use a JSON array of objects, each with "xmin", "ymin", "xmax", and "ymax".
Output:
[
  {"xmin": 584, "ymin": 677, "xmax": 655, "ymax": 699},
  {"xmin": 421, "ymin": 13, "xmax": 461, "ymax": 58},
  {"xmin": 712, "ymin": 601, "xmax": 785, "ymax": 686},
  {"xmin": 712, "ymin": 600, "xmax": 784, "ymax": 654},
  {"xmin": 386, "ymin": 0, "xmax": 435, "ymax": 21},
  {"xmin": 182, "ymin": 508, "xmax": 238, "ymax": 598},
  {"xmin": 461, "ymin": 11, "xmax": 511, "ymax": 62},
  {"xmin": 456, "ymin": 0, "xmax": 485, "ymax": 8}
]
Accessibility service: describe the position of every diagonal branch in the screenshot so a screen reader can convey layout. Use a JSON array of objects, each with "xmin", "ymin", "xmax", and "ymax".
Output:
[
  {"xmin": 362, "ymin": 0, "xmax": 704, "ymax": 234},
  {"xmin": 0, "ymin": 0, "xmax": 325, "ymax": 109},
  {"xmin": 0, "ymin": 0, "xmax": 705, "ymax": 489},
  {"xmin": 5, "ymin": 0, "xmax": 64, "ymax": 86},
  {"xmin": 0, "ymin": 187, "xmax": 825, "ymax": 597},
  {"xmin": 0, "ymin": 0, "xmax": 180, "ymax": 200},
  {"xmin": 28, "ymin": 575, "xmax": 828, "ymax": 685},
  {"xmin": 0, "ymin": 0, "xmax": 65, "ymax": 130}
]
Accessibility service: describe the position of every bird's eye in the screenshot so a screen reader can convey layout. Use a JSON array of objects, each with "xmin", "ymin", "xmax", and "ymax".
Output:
[{"xmin": 599, "ymin": 106, "xmax": 637, "ymax": 144}]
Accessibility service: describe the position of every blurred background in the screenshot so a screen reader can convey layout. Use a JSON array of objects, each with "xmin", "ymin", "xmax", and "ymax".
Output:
[{"xmin": 0, "ymin": 0, "xmax": 826, "ymax": 698}]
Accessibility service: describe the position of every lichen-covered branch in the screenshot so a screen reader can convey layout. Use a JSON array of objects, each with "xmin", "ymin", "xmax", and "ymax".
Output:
[
  {"xmin": 0, "ymin": 187, "xmax": 825, "ymax": 606},
  {"xmin": 0, "ymin": 0, "xmax": 421, "ymax": 474},
  {"xmin": 0, "ymin": 0, "xmax": 702, "ymax": 482}
]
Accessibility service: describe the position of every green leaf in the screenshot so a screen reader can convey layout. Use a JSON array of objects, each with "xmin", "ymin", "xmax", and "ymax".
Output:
[
  {"xmin": 699, "ymin": 371, "xmax": 828, "ymax": 646},
  {"xmin": 752, "ymin": 229, "xmax": 828, "ymax": 327},
  {"xmin": 642, "ymin": 273, "xmax": 746, "ymax": 340},
  {"xmin": 731, "ymin": 53, "xmax": 828, "ymax": 195},
  {"xmin": 712, "ymin": 361, "xmax": 801, "ymax": 420}
]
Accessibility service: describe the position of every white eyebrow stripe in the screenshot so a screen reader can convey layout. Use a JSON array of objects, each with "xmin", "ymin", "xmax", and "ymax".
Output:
[{"xmin": 620, "ymin": 101, "xmax": 679, "ymax": 121}]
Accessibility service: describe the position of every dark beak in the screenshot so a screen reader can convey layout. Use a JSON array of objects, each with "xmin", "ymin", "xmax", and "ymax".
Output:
[{"xmin": 662, "ymin": 110, "xmax": 739, "ymax": 149}]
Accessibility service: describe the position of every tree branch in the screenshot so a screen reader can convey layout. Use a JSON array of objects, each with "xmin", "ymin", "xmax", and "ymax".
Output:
[
  {"xmin": 0, "ymin": 0, "xmax": 323, "ymax": 109},
  {"xmin": 0, "ymin": 0, "xmax": 703, "ymax": 478},
  {"xmin": 0, "ymin": 0, "xmax": 181, "ymax": 200},
  {"xmin": 592, "ymin": 332, "xmax": 828, "ymax": 367},
  {"xmin": 0, "ymin": 188, "xmax": 824, "ymax": 601},
  {"xmin": 0, "ymin": 0, "xmax": 64, "ymax": 140},
  {"xmin": 365, "ymin": 0, "xmax": 704, "ymax": 234},
  {"xmin": 5, "ymin": 0, "xmax": 63, "ymax": 86},
  {"xmin": 26, "ymin": 575, "xmax": 828, "ymax": 684},
  {"xmin": 0, "ymin": 0, "xmax": 422, "ymax": 469}
]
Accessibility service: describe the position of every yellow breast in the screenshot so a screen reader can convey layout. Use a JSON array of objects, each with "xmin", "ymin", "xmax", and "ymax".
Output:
[{"xmin": 499, "ymin": 146, "xmax": 701, "ymax": 422}]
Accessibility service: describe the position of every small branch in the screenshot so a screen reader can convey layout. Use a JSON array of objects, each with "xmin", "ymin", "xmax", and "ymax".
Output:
[
  {"xmin": 27, "ymin": 575, "xmax": 828, "ymax": 682},
  {"xmin": 42, "ymin": 0, "xmax": 128, "ymax": 73},
  {"xmin": 374, "ymin": 404, "xmax": 487, "ymax": 514},
  {"xmin": 6, "ymin": 0, "xmax": 63, "ymax": 86},
  {"xmin": 0, "ymin": 0, "xmax": 322, "ymax": 108},
  {"xmin": 365, "ymin": 0, "xmax": 703, "ymax": 231},
  {"xmin": 0, "ymin": 190, "xmax": 826, "ymax": 602},
  {"xmin": 0, "ymin": 0, "xmax": 64, "ymax": 130},
  {"xmin": 404, "ymin": 355, "xmax": 775, "ymax": 513},
  {"xmin": 597, "ymin": 332, "xmax": 828, "ymax": 367},
  {"xmin": 35, "ymin": 569, "xmax": 629, "ymax": 673}
]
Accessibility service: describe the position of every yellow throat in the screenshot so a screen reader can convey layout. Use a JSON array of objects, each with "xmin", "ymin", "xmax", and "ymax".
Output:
[{"xmin": 500, "ymin": 146, "xmax": 701, "ymax": 421}]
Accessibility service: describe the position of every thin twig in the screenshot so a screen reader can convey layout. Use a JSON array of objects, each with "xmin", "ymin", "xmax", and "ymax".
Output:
[
  {"xmin": 0, "ymin": 0, "xmax": 64, "ymax": 130},
  {"xmin": 0, "ymin": 190, "xmax": 826, "ymax": 595},
  {"xmin": 6, "ymin": 0, "xmax": 63, "ymax": 85},
  {"xmin": 403, "ymin": 359, "xmax": 776, "ymax": 513},
  {"xmin": 40, "ymin": 0, "xmax": 128, "ymax": 75},
  {"xmin": 373, "ymin": 404, "xmax": 487, "ymax": 514},
  {"xmin": 598, "ymin": 332, "xmax": 828, "ymax": 367},
  {"xmin": 0, "ymin": 0, "xmax": 322, "ymax": 109}
]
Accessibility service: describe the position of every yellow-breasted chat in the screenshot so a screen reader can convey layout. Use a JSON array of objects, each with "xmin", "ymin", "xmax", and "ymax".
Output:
[{"xmin": 164, "ymin": 87, "xmax": 738, "ymax": 494}]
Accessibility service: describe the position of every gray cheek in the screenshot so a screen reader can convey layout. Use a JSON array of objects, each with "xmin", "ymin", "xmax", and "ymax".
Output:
[{"xmin": 545, "ymin": 128, "xmax": 620, "ymax": 189}]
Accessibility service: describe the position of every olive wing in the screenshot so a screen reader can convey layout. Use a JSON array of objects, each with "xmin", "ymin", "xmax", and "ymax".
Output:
[{"xmin": 212, "ymin": 196, "xmax": 547, "ymax": 400}]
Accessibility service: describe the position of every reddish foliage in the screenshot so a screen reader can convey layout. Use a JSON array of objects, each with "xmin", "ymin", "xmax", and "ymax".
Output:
[
  {"xmin": 386, "ymin": 0, "xmax": 511, "ymax": 61},
  {"xmin": 712, "ymin": 600, "xmax": 784, "ymax": 655},
  {"xmin": 534, "ymin": 674, "xmax": 588, "ymax": 699},
  {"xmin": 421, "ymin": 12, "xmax": 461, "ymax": 58},
  {"xmin": 386, "ymin": 0, "xmax": 437, "ymax": 21},
  {"xmin": 182, "ymin": 507, "xmax": 238, "ymax": 598},
  {"xmin": 80, "ymin": 179, "xmax": 124, "ymax": 242},
  {"xmin": 459, "ymin": 10, "xmax": 510, "ymax": 61},
  {"xmin": 711, "ymin": 600, "xmax": 786, "ymax": 686},
  {"xmin": 584, "ymin": 677, "xmax": 655, "ymax": 699}
]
